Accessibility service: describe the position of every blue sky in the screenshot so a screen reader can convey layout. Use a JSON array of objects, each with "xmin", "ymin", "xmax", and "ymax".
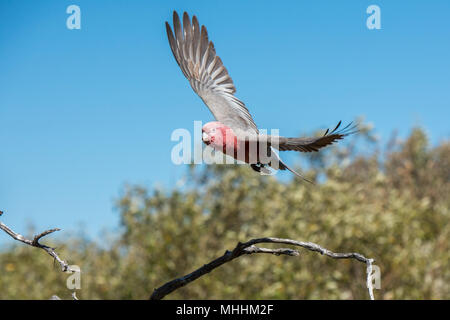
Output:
[{"xmin": 1, "ymin": 0, "xmax": 449, "ymax": 244}]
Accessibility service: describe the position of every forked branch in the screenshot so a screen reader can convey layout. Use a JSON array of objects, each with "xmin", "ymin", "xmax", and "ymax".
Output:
[
  {"xmin": 1, "ymin": 209, "xmax": 376, "ymax": 300},
  {"xmin": 0, "ymin": 210, "xmax": 73, "ymax": 272},
  {"xmin": 150, "ymin": 237, "xmax": 375, "ymax": 300}
]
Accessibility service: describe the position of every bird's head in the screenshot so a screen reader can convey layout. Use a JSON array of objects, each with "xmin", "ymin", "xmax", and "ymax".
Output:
[{"xmin": 202, "ymin": 121, "xmax": 235, "ymax": 149}]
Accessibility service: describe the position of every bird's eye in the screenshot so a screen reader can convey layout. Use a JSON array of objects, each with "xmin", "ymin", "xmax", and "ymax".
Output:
[{"xmin": 211, "ymin": 128, "xmax": 216, "ymax": 133}]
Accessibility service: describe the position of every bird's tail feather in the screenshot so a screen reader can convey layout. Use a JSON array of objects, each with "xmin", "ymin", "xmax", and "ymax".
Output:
[
  {"xmin": 278, "ymin": 159, "xmax": 314, "ymax": 184},
  {"xmin": 268, "ymin": 147, "xmax": 314, "ymax": 183}
]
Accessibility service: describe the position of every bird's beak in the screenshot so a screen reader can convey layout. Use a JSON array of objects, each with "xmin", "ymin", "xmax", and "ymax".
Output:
[{"xmin": 202, "ymin": 132, "xmax": 210, "ymax": 142}]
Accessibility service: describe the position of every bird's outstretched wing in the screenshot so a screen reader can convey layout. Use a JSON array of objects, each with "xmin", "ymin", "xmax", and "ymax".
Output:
[
  {"xmin": 275, "ymin": 121, "xmax": 357, "ymax": 152},
  {"xmin": 166, "ymin": 11, "xmax": 258, "ymax": 134}
]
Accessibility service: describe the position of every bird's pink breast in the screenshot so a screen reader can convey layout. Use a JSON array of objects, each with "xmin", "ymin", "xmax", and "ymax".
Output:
[{"xmin": 207, "ymin": 125, "xmax": 264, "ymax": 164}]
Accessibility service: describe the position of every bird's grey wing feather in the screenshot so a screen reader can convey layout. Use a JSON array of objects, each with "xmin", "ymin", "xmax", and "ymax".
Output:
[
  {"xmin": 166, "ymin": 11, "xmax": 258, "ymax": 134},
  {"xmin": 274, "ymin": 121, "xmax": 358, "ymax": 152}
]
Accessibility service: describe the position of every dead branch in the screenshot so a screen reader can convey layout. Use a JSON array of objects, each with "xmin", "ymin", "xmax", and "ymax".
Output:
[
  {"xmin": 150, "ymin": 237, "xmax": 375, "ymax": 300},
  {"xmin": 0, "ymin": 210, "xmax": 73, "ymax": 272},
  {"xmin": 2, "ymin": 208, "xmax": 375, "ymax": 300}
]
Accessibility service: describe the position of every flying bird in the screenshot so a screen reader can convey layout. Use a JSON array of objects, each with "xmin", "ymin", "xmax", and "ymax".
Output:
[{"xmin": 165, "ymin": 11, "xmax": 356, "ymax": 182}]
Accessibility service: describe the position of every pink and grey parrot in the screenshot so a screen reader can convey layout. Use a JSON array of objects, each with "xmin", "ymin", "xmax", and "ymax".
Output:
[{"xmin": 165, "ymin": 11, "xmax": 356, "ymax": 182}]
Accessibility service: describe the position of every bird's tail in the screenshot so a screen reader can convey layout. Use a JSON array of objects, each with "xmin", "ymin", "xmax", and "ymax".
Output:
[
  {"xmin": 270, "ymin": 148, "xmax": 314, "ymax": 184},
  {"xmin": 278, "ymin": 159, "xmax": 314, "ymax": 184}
]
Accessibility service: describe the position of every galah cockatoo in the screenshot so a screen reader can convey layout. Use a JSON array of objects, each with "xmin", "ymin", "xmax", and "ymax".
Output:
[{"xmin": 165, "ymin": 11, "xmax": 356, "ymax": 182}]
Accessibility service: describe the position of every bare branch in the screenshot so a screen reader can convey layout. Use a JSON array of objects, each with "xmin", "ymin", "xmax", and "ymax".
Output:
[
  {"xmin": 48, "ymin": 292, "xmax": 78, "ymax": 300},
  {"xmin": 0, "ymin": 210, "xmax": 73, "ymax": 272},
  {"xmin": 150, "ymin": 237, "xmax": 375, "ymax": 300},
  {"xmin": 2, "ymin": 208, "xmax": 375, "ymax": 300}
]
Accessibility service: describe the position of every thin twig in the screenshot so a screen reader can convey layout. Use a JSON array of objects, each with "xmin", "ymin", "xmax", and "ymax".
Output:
[
  {"xmin": 150, "ymin": 237, "xmax": 375, "ymax": 300},
  {"xmin": 366, "ymin": 258, "xmax": 375, "ymax": 300},
  {"xmin": 0, "ymin": 210, "xmax": 73, "ymax": 272}
]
